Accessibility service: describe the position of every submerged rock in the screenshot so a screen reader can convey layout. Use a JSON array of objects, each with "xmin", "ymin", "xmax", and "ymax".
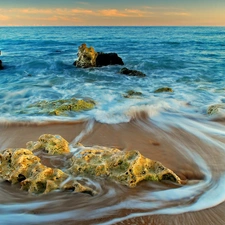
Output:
[
  {"xmin": 26, "ymin": 134, "xmax": 70, "ymax": 155},
  {"xmin": 207, "ymin": 104, "xmax": 225, "ymax": 115},
  {"xmin": 0, "ymin": 148, "xmax": 95, "ymax": 195},
  {"xmin": 154, "ymin": 87, "xmax": 173, "ymax": 93},
  {"xmin": 123, "ymin": 90, "xmax": 142, "ymax": 98},
  {"xmin": 69, "ymin": 145, "xmax": 181, "ymax": 187},
  {"xmin": 74, "ymin": 43, "xmax": 124, "ymax": 68},
  {"xmin": 0, "ymin": 60, "xmax": 3, "ymax": 70},
  {"xmin": 28, "ymin": 98, "xmax": 95, "ymax": 116},
  {"xmin": 119, "ymin": 67, "xmax": 146, "ymax": 77}
]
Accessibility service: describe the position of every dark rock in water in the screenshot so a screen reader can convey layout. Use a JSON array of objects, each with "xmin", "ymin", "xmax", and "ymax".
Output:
[
  {"xmin": 96, "ymin": 52, "xmax": 124, "ymax": 67},
  {"xmin": 0, "ymin": 60, "xmax": 3, "ymax": 70},
  {"xmin": 74, "ymin": 43, "xmax": 124, "ymax": 68},
  {"xmin": 119, "ymin": 67, "xmax": 146, "ymax": 77},
  {"xmin": 123, "ymin": 90, "xmax": 142, "ymax": 98},
  {"xmin": 154, "ymin": 87, "xmax": 173, "ymax": 93}
]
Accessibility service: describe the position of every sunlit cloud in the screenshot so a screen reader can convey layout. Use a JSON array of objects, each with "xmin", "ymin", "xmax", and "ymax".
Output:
[{"xmin": 0, "ymin": 6, "xmax": 224, "ymax": 26}]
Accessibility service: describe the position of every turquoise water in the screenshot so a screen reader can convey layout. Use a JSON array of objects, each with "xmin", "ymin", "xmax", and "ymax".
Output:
[{"xmin": 1, "ymin": 26, "xmax": 225, "ymax": 123}]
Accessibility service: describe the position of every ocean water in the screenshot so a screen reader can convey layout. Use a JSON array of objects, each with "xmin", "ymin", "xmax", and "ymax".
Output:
[
  {"xmin": 1, "ymin": 26, "xmax": 225, "ymax": 225},
  {"xmin": 1, "ymin": 26, "xmax": 225, "ymax": 123}
]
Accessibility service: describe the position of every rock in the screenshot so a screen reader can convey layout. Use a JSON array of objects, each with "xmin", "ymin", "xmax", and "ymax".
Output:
[
  {"xmin": 123, "ymin": 90, "xmax": 142, "ymax": 98},
  {"xmin": 26, "ymin": 134, "xmax": 70, "ymax": 155},
  {"xmin": 28, "ymin": 98, "xmax": 95, "ymax": 116},
  {"xmin": 96, "ymin": 52, "xmax": 124, "ymax": 67},
  {"xmin": 74, "ymin": 43, "xmax": 124, "ymax": 68},
  {"xmin": 0, "ymin": 134, "xmax": 182, "ymax": 195},
  {"xmin": 207, "ymin": 104, "xmax": 225, "ymax": 115},
  {"xmin": 154, "ymin": 87, "xmax": 173, "ymax": 93},
  {"xmin": 74, "ymin": 43, "xmax": 98, "ymax": 68},
  {"xmin": 0, "ymin": 148, "xmax": 95, "ymax": 195},
  {"xmin": 119, "ymin": 67, "xmax": 146, "ymax": 77},
  {"xmin": 0, "ymin": 60, "xmax": 3, "ymax": 70},
  {"xmin": 68, "ymin": 145, "xmax": 181, "ymax": 187}
]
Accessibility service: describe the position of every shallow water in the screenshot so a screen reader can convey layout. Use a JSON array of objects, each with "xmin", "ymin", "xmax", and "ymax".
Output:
[{"xmin": 1, "ymin": 26, "xmax": 225, "ymax": 224}]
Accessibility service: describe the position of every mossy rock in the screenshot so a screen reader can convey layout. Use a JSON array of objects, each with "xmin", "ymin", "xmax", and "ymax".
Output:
[
  {"xmin": 207, "ymin": 104, "xmax": 225, "ymax": 115},
  {"xmin": 154, "ymin": 87, "xmax": 173, "ymax": 93},
  {"xmin": 69, "ymin": 145, "xmax": 181, "ymax": 187},
  {"xmin": 123, "ymin": 90, "xmax": 142, "ymax": 98},
  {"xmin": 29, "ymin": 98, "xmax": 95, "ymax": 116},
  {"xmin": 0, "ymin": 148, "xmax": 95, "ymax": 195}
]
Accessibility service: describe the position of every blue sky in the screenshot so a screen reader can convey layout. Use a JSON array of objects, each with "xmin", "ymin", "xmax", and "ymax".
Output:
[{"xmin": 0, "ymin": 0, "xmax": 225, "ymax": 26}]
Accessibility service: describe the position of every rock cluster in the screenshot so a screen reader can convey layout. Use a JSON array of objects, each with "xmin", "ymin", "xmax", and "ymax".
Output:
[
  {"xmin": 0, "ymin": 134, "xmax": 181, "ymax": 195},
  {"xmin": 0, "ymin": 148, "xmax": 95, "ymax": 195}
]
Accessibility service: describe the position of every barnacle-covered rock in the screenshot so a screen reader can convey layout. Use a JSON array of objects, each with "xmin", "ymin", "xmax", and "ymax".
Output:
[
  {"xmin": 28, "ymin": 98, "xmax": 95, "ymax": 116},
  {"xmin": 69, "ymin": 145, "xmax": 181, "ymax": 187},
  {"xmin": 0, "ymin": 148, "xmax": 95, "ymax": 195},
  {"xmin": 26, "ymin": 134, "xmax": 70, "ymax": 155}
]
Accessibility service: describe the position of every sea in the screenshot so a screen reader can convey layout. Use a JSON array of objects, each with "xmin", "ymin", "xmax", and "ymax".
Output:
[{"xmin": 1, "ymin": 26, "xmax": 225, "ymax": 225}]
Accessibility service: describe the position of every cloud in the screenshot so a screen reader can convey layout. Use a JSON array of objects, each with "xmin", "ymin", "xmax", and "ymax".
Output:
[
  {"xmin": 98, "ymin": 8, "xmax": 153, "ymax": 18},
  {"xmin": 0, "ymin": 14, "xmax": 9, "ymax": 21},
  {"xmin": 164, "ymin": 12, "xmax": 190, "ymax": 16}
]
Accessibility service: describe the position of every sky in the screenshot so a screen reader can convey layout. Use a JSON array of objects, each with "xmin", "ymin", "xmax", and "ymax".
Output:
[{"xmin": 0, "ymin": 0, "xmax": 225, "ymax": 26}]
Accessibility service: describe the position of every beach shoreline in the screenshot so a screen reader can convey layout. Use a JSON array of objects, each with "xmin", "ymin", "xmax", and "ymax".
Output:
[{"xmin": 1, "ymin": 119, "xmax": 225, "ymax": 224}]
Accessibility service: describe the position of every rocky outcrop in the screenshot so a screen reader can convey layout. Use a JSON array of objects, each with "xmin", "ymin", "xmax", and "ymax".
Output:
[
  {"xmin": 69, "ymin": 144, "xmax": 181, "ymax": 187},
  {"xmin": 0, "ymin": 148, "xmax": 95, "ymax": 195},
  {"xmin": 119, "ymin": 67, "xmax": 146, "ymax": 77},
  {"xmin": 154, "ymin": 87, "xmax": 173, "ymax": 93},
  {"xmin": 26, "ymin": 134, "xmax": 70, "ymax": 155},
  {"xmin": 0, "ymin": 134, "xmax": 182, "ymax": 195},
  {"xmin": 74, "ymin": 43, "xmax": 98, "ymax": 68},
  {"xmin": 74, "ymin": 44, "xmax": 124, "ymax": 68},
  {"xmin": 0, "ymin": 60, "xmax": 3, "ymax": 70},
  {"xmin": 28, "ymin": 98, "xmax": 95, "ymax": 116}
]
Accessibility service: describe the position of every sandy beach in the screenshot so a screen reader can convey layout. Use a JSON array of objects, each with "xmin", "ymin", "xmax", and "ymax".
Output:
[{"xmin": 1, "ymin": 118, "xmax": 225, "ymax": 224}]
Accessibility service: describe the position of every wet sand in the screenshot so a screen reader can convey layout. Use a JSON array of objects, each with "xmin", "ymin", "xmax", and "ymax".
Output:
[{"xmin": 1, "ymin": 119, "xmax": 225, "ymax": 225}]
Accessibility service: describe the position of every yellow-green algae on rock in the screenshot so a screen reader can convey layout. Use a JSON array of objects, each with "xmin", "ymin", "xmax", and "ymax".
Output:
[
  {"xmin": 28, "ymin": 98, "xmax": 95, "ymax": 116},
  {"xmin": 0, "ymin": 148, "xmax": 95, "ymax": 195},
  {"xmin": 69, "ymin": 145, "xmax": 181, "ymax": 187},
  {"xmin": 26, "ymin": 134, "xmax": 70, "ymax": 155},
  {"xmin": 0, "ymin": 134, "xmax": 181, "ymax": 195}
]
